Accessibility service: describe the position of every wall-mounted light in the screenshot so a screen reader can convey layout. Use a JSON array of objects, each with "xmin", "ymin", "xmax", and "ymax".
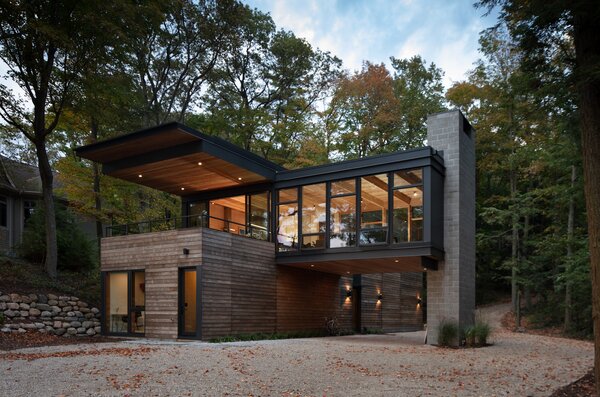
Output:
[
  {"xmin": 377, "ymin": 292, "xmax": 383, "ymax": 301},
  {"xmin": 183, "ymin": 248, "xmax": 190, "ymax": 255},
  {"xmin": 346, "ymin": 288, "xmax": 353, "ymax": 298},
  {"xmin": 417, "ymin": 297, "xmax": 422, "ymax": 305}
]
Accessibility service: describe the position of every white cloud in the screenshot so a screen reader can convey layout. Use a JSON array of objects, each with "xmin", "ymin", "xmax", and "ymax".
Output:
[{"xmin": 244, "ymin": 0, "xmax": 498, "ymax": 87}]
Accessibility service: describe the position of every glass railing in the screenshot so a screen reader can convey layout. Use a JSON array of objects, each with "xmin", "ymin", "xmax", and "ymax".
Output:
[{"xmin": 105, "ymin": 214, "xmax": 269, "ymax": 241}]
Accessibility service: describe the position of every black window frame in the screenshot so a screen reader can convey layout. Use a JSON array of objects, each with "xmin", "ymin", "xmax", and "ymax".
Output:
[
  {"xmin": 0, "ymin": 196, "xmax": 7, "ymax": 227},
  {"xmin": 101, "ymin": 269, "xmax": 146, "ymax": 337}
]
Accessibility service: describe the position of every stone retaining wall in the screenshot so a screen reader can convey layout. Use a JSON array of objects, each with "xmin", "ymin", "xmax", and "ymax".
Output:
[{"xmin": 0, "ymin": 292, "xmax": 101, "ymax": 336}]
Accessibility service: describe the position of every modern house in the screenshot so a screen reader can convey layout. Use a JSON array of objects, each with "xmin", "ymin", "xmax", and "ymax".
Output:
[{"xmin": 75, "ymin": 110, "xmax": 475, "ymax": 344}]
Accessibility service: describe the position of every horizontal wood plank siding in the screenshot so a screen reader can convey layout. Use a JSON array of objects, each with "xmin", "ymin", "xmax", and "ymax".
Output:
[
  {"xmin": 276, "ymin": 267, "xmax": 342, "ymax": 332},
  {"xmin": 101, "ymin": 228, "xmax": 203, "ymax": 339},
  {"xmin": 201, "ymin": 228, "xmax": 277, "ymax": 340}
]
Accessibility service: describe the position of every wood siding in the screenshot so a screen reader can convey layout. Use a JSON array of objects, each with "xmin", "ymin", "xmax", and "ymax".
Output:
[{"xmin": 102, "ymin": 228, "xmax": 422, "ymax": 340}]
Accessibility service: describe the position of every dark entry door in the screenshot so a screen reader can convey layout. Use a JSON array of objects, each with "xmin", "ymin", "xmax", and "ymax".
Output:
[
  {"xmin": 179, "ymin": 268, "xmax": 199, "ymax": 337},
  {"xmin": 352, "ymin": 286, "xmax": 362, "ymax": 333}
]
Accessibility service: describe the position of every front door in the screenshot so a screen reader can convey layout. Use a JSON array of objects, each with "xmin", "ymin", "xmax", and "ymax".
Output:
[{"xmin": 179, "ymin": 268, "xmax": 199, "ymax": 337}]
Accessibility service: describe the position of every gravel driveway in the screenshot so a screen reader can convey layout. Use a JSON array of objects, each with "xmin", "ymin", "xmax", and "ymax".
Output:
[{"xmin": 0, "ymin": 323, "xmax": 593, "ymax": 397}]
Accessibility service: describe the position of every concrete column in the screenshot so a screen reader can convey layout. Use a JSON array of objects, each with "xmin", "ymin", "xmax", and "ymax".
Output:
[{"xmin": 426, "ymin": 110, "xmax": 476, "ymax": 345}]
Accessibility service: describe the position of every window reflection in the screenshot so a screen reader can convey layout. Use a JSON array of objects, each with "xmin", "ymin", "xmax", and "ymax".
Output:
[
  {"xmin": 392, "ymin": 169, "xmax": 424, "ymax": 242},
  {"xmin": 360, "ymin": 174, "xmax": 389, "ymax": 244},
  {"xmin": 277, "ymin": 188, "xmax": 298, "ymax": 251},
  {"xmin": 330, "ymin": 181, "xmax": 356, "ymax": 248},
  {"xmin": 302, "ymin": 183, "xmax": 326, "ymax": 249},
  {"xmin": 249, "ymin": 192, "xmax": 269, "ymax": 240}
]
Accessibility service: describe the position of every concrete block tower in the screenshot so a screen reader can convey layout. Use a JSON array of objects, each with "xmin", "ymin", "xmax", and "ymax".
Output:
[{"xmin": 426, "ymin": 110, "xmax": 476, "ymax": 345}]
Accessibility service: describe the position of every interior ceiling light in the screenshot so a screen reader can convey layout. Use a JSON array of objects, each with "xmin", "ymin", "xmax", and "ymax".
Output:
[
  {"xmin": 138, "ymin": 174, "xmax": 143, "ymax": 178},
  {"xmin": 198, "ymin": 162, "xmax": 202, "ymax": 166},
  {"xmin": 181, "ymin": 187, "xmax": 185, "ymax": 191},
  {"xmin": 238, "ymin": 177, "xmax": 242, "ymax": 181},
  {"xmin": 413, "ymin": 191, "xmax": 418, "ymax": 197},
  {"xmin": 394, "ymin": 259, "xmax": 399, "ymax": 263}
]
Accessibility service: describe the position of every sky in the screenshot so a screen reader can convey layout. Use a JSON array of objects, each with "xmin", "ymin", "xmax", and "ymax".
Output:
[{"xmin": 243, "ymin": 0, "xmax": 499, "ymax": 88}]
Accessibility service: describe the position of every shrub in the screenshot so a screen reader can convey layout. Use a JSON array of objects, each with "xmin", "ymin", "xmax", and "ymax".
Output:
[
  {"xmin": 324, "ymin": 316, "xmax": 340, "ymax": 336},
  {"xmin": 438, "ymin": 320, "xmax": 459, "ymax": 347},
  {"xmin": 0, "ymin": 312, "xmax": 4, "ymax": 326},
  {"xmin": 18, "ymin": 202, "xmax": 97, "ymax": 271},
  {"xmin": 464, "ymin": 325, "xmax": 476, "ymax": 347},
  {"xmin": 474, "ymin": 321, "xmax": 491, "ymax": 346}
]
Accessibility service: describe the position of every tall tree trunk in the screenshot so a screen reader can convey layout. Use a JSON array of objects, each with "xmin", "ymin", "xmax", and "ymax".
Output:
[
  {"xmin": 34, "ymin": 140, "xmax": 58, "ymax": 279},
  {"xmin": 522, "ymin": 214, "xmax": 531, "ymax": 311},
  {"xmin": 90, "ymin": 118, "xmax": 103, "ymax": 250},
  {"xmin": 573, "ymin": 7, "xmax": 600, "ymax": 394},
  {"xmin": 510, "ymin": 170, "xmax": 519, "ymax": 312},
  {"xmin": 564, "ymin": 165, "xmax": 576, "ymax": 332}
]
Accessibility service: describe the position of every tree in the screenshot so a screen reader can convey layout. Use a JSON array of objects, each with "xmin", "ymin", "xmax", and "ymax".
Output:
[
  {"xmin": 477, "ymin": 1, "xmax": 600, "ymax": 391},
  {"xmin": 330, "ymin": 62, "xmax": 400, "ymax": 159},
  {"xmin": 128, "ymin": 0, "xmax": 244, "ymax": 126},
  {"xmin": 390, "ymin": 55, "xmax": 446, "ymax": 148},
  {"xmin": 0, "ymin": 1, "xmax": 120, "ymax": 277}
]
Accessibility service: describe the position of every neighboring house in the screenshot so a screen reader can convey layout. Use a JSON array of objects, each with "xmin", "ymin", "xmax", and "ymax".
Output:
[
  {"xmin": 0, "ymin": 155, "xmax": 97, "ymax": 255},
  {"xmin": 75, "ymin": 110, "xmax": 475, "ymax": 345},
  {"xmin": 0, "ymin": 155, "xmax": 47, "ymax": 253}
]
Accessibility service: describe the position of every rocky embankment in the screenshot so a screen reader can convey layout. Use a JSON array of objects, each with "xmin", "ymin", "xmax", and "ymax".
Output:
[{"xmin": 0, "ymin": 292, "xmax": 101, "ymax": 337}]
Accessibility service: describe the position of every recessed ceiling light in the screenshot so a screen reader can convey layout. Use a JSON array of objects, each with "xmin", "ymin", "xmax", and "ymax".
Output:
[
  {"xmin": 238, "ymin": 177, "xmax": 242, "ymax": 181},
  {"xmin": 423, "ymin": 268, "xmax": 427, "ymax": 271},
  {"xmin": 310, "ymin": 264, "xmax": 314, "ymax": 268},
  {"xmin": 413, "ymin": 192, "xmax": 418, "ymax": 197},
  {"xmin": 198, "ymin": 162, "xmax": 202, "ymax": 166},
  {"xmin": 394, "ymin": 259, "xmax": 399, "ymax": 263},
  {"xmin": 138, "ymin": 174, "xmax": 143, "ymax": 178},
  {"xmin": 181, "ymin": 187, "xmax": 185, "ymax": 191},
  {"xmin": 346, "ymin": 271, "xmax": 350, "ymax": 274}
]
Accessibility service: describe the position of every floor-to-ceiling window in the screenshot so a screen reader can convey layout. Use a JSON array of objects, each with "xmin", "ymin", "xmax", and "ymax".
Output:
[
  {"xmin": 104, "ymin": 271, "xmax": 145, "ymax": 335},
  {"xmin": 186, "ymin": 191, "xmax": 270, "ymax": 240},
  {"xmin": 302, "ymin": 183, "xmax": 326, "ymax": 249},
  {"xmin": 329, "ymin": 179, "xmax": 356, "ymax": 248},
  {"xmin": 359, "ymin": 174, "xmax": 389, "ymax": 245},
  {"xmin": 276, "ymin": 188, "xmax": 298, "ymax": 251},
  {"xmin": 392, "ymin": 169, "xmax": 423, "ymax": 243}
]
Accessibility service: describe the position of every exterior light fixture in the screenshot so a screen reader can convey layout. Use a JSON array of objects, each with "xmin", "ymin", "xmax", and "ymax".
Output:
[
  {"xmin": 394, "ymin": 259, "xmax": 399, "ymax": 263},
  {"xmin": 423, "ymin": 267, "xmax": 427, "ymax": 271},
  {"xmin": 183, "ymin": 248, "xmax": 190, "ymax": 255},
  {"xmin": 181, "ymin": 187, "xmax": 185, "ymax": 191},
  {"xmin": 238, "ymin": 177, "xmax": 242, "ymax": 181},
  {"xmin": 198, "ymin": 162, "xmax": 202, "ymax": 166},
  {"xmin": 413, "ymin": 191, "xmax": 418, "ymax": 197},
  {"xmin": 310, "ymin": 264, "xmax": 314, "ymax": 268},
  {"xmin": 346, "ymin": 271, "xmax": 350, "ymax": 274},
  {"xmin": 346, "ymin": 289, "xmax": 353, "ymax": 298},
  {"xmin": 417, "ymin": 297, "xmax": 422, "ymax": 305},
  {"xmin": 377, "ymin": 292, "xmax": 383, "ymax": 301},
  {"xmin": 138, "ymin": 174, "xmax": 143, "ymax": 178}
]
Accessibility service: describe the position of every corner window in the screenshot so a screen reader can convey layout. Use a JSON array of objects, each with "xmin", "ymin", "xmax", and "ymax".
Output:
[{"xmin": 392, "ymin": 169, "xmax": 423, "ymax": 243}]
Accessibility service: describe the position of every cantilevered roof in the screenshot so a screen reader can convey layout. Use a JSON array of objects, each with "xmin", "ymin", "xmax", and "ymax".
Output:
[{"xmin": 75, "ymin": 122, "xmax": 285, "ymax": 196}]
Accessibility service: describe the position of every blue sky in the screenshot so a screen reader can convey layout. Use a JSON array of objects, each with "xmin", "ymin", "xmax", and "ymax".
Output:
[{"xmin": 243, "ymin": 0, "xmax": 499, "ymax": 87}]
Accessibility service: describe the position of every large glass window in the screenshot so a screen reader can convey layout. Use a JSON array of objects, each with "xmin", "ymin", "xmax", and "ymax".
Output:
[
  {"xmin": 359, "ymin": 174, "xmax": 389, "ymax": 244},
  {"xmin": 131, "ymin": 271, "xmax": 145, "ymax": 334},
  {"xmin": 302, "ymin": 183, "xmax": 326, "ymax": 249},
  {"xmin": 277, "ymin": 188, "xmax": 298, "ymax": 251},
  {"xmin": 209, "ymin": 195, "xmax": 246, "ymax": 235},
  {"xmin": 249, "ymin": 192, "xmax": 269, "ymax": 240},
  {"xmin": 105, "ymin": 271, "xmax": 145, "ymax": 335},
  {"xmin": 392, "ymin": 169, "xmax": 424, "ymax": 243},
  {"xmin": 330, "ymin": 179, "xmax": 356, "ymax": 248},
  {"xmin": 23, "ymin": 200, "xmax": 35, "ymax": 225},
  {"xmin": 105, "ymin": 272, "xmax": 129, "ymax": 334},
  {"xmin": 188, "ymin": 201, "xmax": 208, "ymax": 228}
]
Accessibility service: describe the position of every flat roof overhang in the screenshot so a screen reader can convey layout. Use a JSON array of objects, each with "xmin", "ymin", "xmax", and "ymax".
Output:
[
  {"xmin": 74, "ymin": 123, "xmax": 285, "ymax": 196},
  {"xmin": 276, "ymin": 246, "xmax": 442, "ymax": 275}
]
